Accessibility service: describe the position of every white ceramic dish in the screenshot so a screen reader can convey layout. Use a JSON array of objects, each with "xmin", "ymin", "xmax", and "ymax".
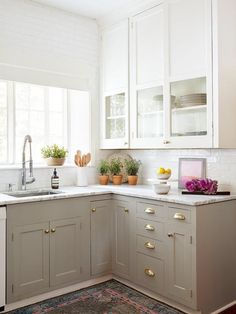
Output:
[
  {"xmin": 153, "ymin": 182, "xmax": 170, "ymax": 195},
  {"xmin": 156, "ymin": 173, "xmax": 171, "ymax": 180}
]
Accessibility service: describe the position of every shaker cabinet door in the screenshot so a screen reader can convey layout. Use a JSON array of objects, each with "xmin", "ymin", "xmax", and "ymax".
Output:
[
  {"xmin": 50, "ymin": 217, "xmax": 82, "ymax": 287},
  {"xmin": 90, "ymin": 200, "xmax": 112, "ymax": 275},
  {"xmin": 11, "ymin": 222, "xmax": 50, "ymax": 300}
]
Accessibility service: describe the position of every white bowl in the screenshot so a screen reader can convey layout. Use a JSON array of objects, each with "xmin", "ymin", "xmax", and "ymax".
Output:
[
  {"xmin": 153, "ymin": 183, "xmax": 170, "ymax": 195},
  {"xmin": 156, "ymin": 173, "xmax": 171, "ymax": 180}
]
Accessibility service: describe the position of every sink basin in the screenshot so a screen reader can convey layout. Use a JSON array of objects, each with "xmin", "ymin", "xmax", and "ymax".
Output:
[{"xmin": 4, "ymin": 190, "xmax": 63, "ymax": 198}]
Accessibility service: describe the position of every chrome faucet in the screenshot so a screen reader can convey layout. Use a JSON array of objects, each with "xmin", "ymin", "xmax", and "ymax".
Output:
[{"xmin": 21, "ymin": 135, "xmax": 35, "ymax": 190}]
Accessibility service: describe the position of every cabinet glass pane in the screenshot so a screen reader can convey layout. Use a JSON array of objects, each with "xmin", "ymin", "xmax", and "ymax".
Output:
[
  {"xmin": 105, "ymin": 93, "xmax": 125, "ymax": 139},
  {"xmin": 137, "ymin": 86, "xmax": 163, "ymax": 138},
  {"xmin": 171, "ymin": 77, "xmax": 207, "ymax": 137}
]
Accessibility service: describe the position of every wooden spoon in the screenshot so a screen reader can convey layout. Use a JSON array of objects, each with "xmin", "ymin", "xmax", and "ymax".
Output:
[{"xmin": 85, "ymin": 153, "xmax": 91, "ymax": 166}]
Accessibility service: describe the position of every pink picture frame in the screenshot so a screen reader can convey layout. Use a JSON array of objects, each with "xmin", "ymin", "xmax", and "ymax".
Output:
[{"xmin": 178, "ymin": 158, "xmax": 206, "ymax": 189}]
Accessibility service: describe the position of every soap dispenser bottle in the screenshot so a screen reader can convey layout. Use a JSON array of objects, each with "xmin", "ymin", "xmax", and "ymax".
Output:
[{"xmin": 51, "ymin": 168, "xmax": 59, "ymax": 189}]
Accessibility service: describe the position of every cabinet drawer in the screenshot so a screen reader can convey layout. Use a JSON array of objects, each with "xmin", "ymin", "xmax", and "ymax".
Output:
[
  {"xmin": 168, "ymin": 206, "xmax": 191, "ymax": 224},
  {"xmin": 136, "ymin": 218, "xmax": 163, "ymax": 240},
  {"xmin": 136, "ymin": 253, "xmax": 164, "ymax": 294},
  {"xmin": 137, "ymin": 202, "xmax": 167, "ymax": 220},
  {"xmin": 137, "ymin": 235, "xmax": 164, "ymax": 259}
]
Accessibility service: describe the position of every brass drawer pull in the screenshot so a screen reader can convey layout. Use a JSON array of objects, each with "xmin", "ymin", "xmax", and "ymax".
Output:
[
  {"xmin": 168, "ymin": 233, "xmax": 174, "ymax": 237},
  {"xmin": 91, "ymin": 208, "xmax": 96, "ymax": 213},
  {"xmin": 144, "ymin": 268, "xmax": 155, "ymax": 277},
  {"xmin": 51, "ymin": 228, "xmax": 56, "ymax": 233},
  {"xmin": 44, "ymin": 229, "xmax": 49, "ymax": 234},
  {"xmin": 145, "ymin": 224, "xmax": 155, "ymax": 231},
  {"xmin": 145, "ymin": 208, "xmax": 155, "ymax": 214},
  {"xmin": 173, "ymin": 213, "xmax": 186, "ymax": 220},
  {"xmin": 144, "ymin": 242, "xmax": 155, "ymax": 249},
  {"xmin": 124, "ymin": 208, "xmax": 129, "ymax": 213}
]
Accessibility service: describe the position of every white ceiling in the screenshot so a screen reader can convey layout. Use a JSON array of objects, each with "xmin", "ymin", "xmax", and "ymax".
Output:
[{"xmin": 32, "ymin": 0, "xmax": 131, "ymax": 19}]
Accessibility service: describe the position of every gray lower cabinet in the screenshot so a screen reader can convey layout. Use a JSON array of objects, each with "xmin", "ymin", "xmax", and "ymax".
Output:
[
  {"xmin": 90, "ymin": 200, "xmax": 112, "ymax": 276},
  {"xmin": 7, "ymin": 198, "xmax": 90, "ymax": 303},
  {"xmin": 112, "ymin": 199, "xmax": 130, "ymax": 278}
]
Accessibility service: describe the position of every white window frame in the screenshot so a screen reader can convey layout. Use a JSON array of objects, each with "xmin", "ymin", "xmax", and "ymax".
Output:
[{"xmin": 0, "ymin": 80, "xmax": 91, "ymax": 166}]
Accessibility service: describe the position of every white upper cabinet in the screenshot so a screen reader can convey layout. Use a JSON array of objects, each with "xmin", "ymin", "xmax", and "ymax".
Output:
[
  {"xmin": 130, "ymin": 5, "xmax": 165, "ymax": 148},
  {"xmin": 100, "ymin": 0, "xmax": 236, "ymax": 149},
  {"xmin": 100, "ymin": 20, "xmax": 129, "ymax": 149}
]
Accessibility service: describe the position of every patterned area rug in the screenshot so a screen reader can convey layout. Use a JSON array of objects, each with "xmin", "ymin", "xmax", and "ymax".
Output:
[{"xmin": 7, "ymin": 279, "xmax": 186, "ymax": 314}]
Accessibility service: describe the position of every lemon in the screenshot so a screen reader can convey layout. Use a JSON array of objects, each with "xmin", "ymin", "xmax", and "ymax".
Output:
[
  {"xmin": 157, "ymin": 167, "xmax": 165, "ymax": 174},
  {"xmin": 165, "ymin": 168, "xmax": 171, "ymax": 174}
]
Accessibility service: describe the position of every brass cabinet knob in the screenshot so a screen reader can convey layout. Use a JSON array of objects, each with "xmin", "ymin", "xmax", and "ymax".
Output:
[
  {"xmin": 168, "ymin": 233, "xmax": 174, "ymax": 237},
  {"xmin": 144, "ymin": 208, "xmax": 155, "ymax": 214},
  {"xmin": 144, "ymin": 242, "xmax": 155, "ymax": 249},
  {"xmin": 124, "ymin": 208, "xmax": 129, "ymax": 213},
  {"xmin": 44, "ymin": 229, "xmax": 49, "ymax": 234},
  {"xmin": 144, "ymin": 268, "xmax": 155, "ymax": 277},
  {"xmin": 173, "ymin": 213, "xmax": 186, "ymax": 220},
  {"xmin": 91, "ymin": 208, "xmax": 96, "ymax": 213},
  {"xmin": 145, "ymin": 224, "xmax": 155, "ymax": 231},
  {"xmin": 51, "ymin": 228, "xmax": 56, "ymax": 233}
]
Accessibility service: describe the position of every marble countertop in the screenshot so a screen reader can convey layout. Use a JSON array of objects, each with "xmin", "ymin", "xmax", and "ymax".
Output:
[{"xmin": 0, "ymin": 184, "xmax": 235, "ymax": 206}]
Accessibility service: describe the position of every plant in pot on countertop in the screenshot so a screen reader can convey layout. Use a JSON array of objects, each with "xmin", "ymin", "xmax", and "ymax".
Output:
[
  {"xmin": 125, "ymin": 158, "xmax": 141, "ymax": 185},
  {"xmin": 97, "ymin": 160, "xmax": 110, "ymax": 185},
  {"xmin": 109, "ymin": 158, "xmax": 123, "ymax": 185},
  {"xmin": 41, "ymin": 144, "xmax": 68, "ymax": 166}
]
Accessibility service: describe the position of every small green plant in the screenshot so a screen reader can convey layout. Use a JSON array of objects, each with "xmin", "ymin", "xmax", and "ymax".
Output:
[
  {"xmin": 41, "ymin": 144, "xmax": 68, "ymax": 159},
  {"xmin": 97, "ymin": 160, "xmax": 110, "ymax": 175},
  {"xmin": 109, "ymin": 158, "xmax": 122, "ymax": 176},
  {"xmin": 125, "ymin": 159, "xmax": 141, "ymax": 176}
]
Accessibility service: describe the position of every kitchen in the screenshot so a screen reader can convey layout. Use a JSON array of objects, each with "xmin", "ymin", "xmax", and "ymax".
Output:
[{"xmin": 0, "ymin": 0, "xmax": 236, "ymax": 313}]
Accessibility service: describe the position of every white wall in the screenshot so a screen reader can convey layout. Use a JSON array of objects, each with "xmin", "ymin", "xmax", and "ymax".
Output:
[{"xmin": 125, "ymin": 149, "xmax": 236, "ymax": 193}]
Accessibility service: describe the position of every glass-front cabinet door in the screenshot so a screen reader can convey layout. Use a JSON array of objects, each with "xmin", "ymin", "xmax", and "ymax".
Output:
[
  {"xmin": 164, "ymin": 0, "xmax": 212, "ymax": 148},
  {"xmin": 130, "ymin": 5, "xmax": 165, "ymax": 148},
  {"xmin": 100, "ymin": 20, "xmax": 129, "ymax": 149}
]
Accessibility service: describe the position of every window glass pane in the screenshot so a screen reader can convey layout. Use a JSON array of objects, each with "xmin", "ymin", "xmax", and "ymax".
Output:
[
  {"xmin": 0, "ymin": 81, "xmax": 8, "ymax": 163},
  {"xmin": 0, "ymin": 81, "xmax": 90, "ymax": 165}
]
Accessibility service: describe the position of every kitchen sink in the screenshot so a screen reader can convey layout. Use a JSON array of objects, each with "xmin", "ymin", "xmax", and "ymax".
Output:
[{"xmin": 4, "ymin": 190, "xmax": 63, "ymax": 198}]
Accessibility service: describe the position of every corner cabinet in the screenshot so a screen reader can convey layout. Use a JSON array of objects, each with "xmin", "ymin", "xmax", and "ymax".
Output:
[
  {"xmin": 100, "ymin": 0, "xmax": 236, "ymax": 149},
  {"xmin": 100, "ymin": 20, "xmax": 129, "ymax": 149}
]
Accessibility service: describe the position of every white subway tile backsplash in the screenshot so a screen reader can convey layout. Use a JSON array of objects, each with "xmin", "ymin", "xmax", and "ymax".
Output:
[{"xmin": 124, "ymin": 149, "xmax": 236, "ymax": 193}]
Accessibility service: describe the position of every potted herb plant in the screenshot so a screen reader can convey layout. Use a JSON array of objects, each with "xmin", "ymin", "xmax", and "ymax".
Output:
[
  {"xmin": 109, "ymin": 158, "xmax": 123, "ymax": 185},
  {"xmin": 97, "ymin": 160, "xmax": 110, "ymax": 185},
  {"xmin": 41, "ymin": 144, "xmax": 68, "ymax": 166},
  {"xmin": 125, "ymin": 158, "xmax": 141, "ymax": 185}
]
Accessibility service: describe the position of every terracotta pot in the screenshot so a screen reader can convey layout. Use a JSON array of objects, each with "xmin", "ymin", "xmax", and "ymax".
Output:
[
  {"xmin": 112, "ymin": 175, "xmax": 123, "ymax": 185},
  {"xmin": 128, "ymin": 175, "xmax": 138, "ymax": 185},
  {"xmin": 99, "ymin": 175, "xmax": 109, "ymax": 185},
  {"xmin": 45, "ymin": 157, "xmax": 65, "ymax": 166}
]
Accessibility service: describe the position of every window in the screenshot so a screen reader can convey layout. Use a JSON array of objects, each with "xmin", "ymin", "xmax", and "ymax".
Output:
[{"xmin": 0, "ymin": 80, "xmax": 90, "ymax": 165}]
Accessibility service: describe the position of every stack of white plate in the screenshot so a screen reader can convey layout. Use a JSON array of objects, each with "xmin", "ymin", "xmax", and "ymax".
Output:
[{"xmin": 179, "ymin": 93, "xmax": 206, "ymax": 107}]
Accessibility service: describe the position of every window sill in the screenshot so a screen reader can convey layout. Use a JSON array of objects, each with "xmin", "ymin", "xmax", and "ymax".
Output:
[{"xmin": 0, "ymin": 164, "xmax": 78, "ymax": 170}]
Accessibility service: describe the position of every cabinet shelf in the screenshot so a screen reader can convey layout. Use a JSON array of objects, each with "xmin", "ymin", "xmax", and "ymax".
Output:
[
  {"xmin": 106, "ymin": 115, "xmax": 126, "ymax": 120},
  {"xmin": 172, "ymin": 104, "xmax": 206, "ymax": 112},
  {"xmin": 138, "ymin": 110, "xmax": 163, "ymax": 116}
]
